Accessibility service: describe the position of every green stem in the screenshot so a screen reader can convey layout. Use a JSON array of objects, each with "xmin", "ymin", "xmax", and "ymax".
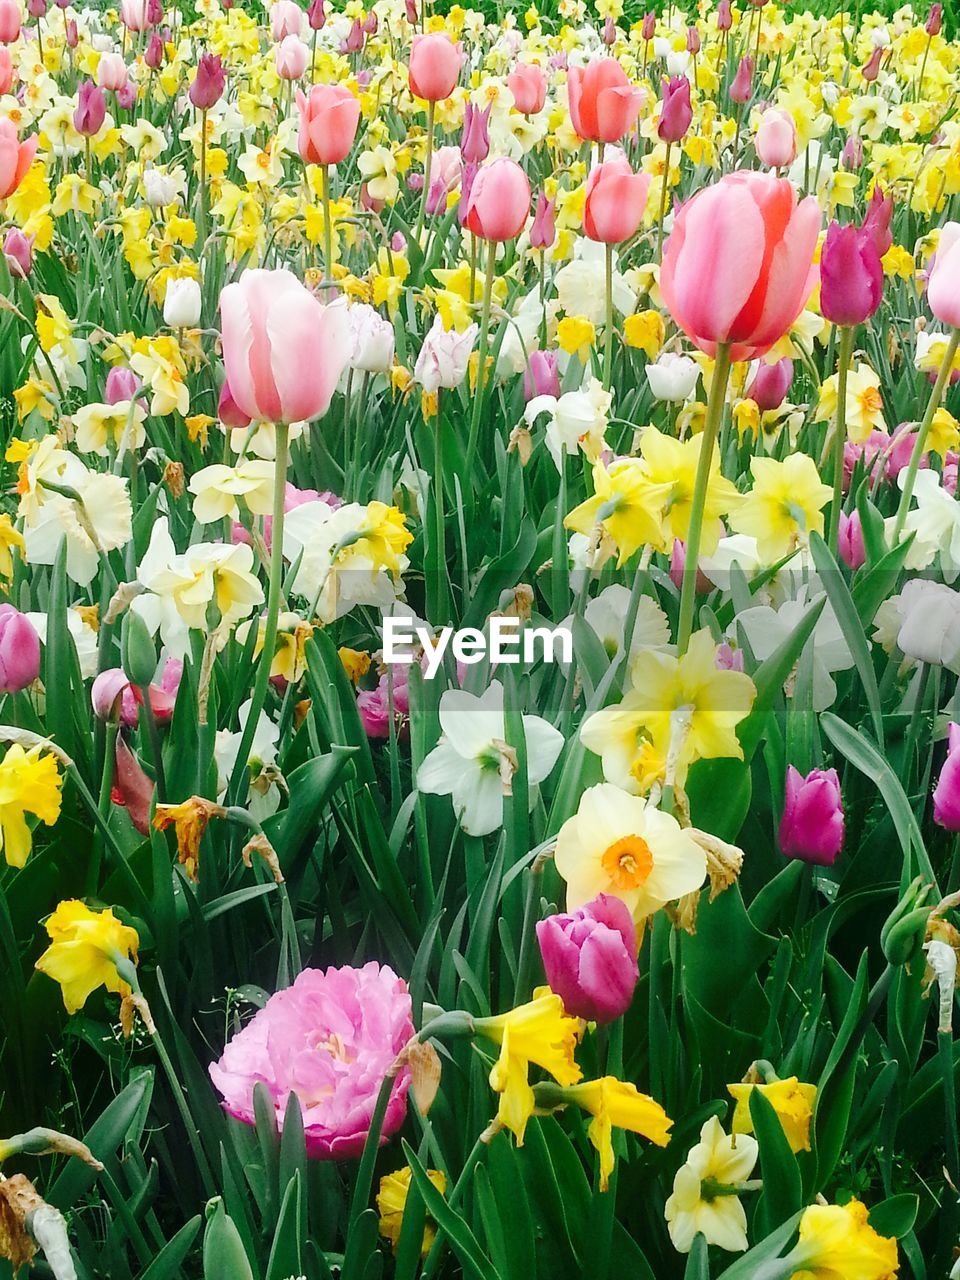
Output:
[
  {"xmin": 465, "ymin": 238, "xmax": 497, "ymax": 478},
  {"xmin": 892, "ymin": 326, "xmax": 959, "ymax": 540},
  {"xmin": 198, "ymin": 109, "xmax": 207, "ymax": 248},
  {"xmin": 656, "ymin": 140, "xmax": 672, "ymax": 261},
  {"xmin": 603, "ymin": 242, "xmax": 614, "ymax": 391},
  {"xmin": 429, "ymin": 386, "xmax": 449, "ymax": 622},
  {"xmin": 88, "ymin": 719, "xmax": 119, "ymax": 893},
  {"xmin": 227, "ymin": 421, "xmax": 289, "ymax": 804},
  {"xmin": 321, "ymin": 163, "xmax": 334, "ymax": 292},
  {"xmin": 677, "ymin": 342, "xmax": 731, "ymax": 654},
  {"xmin": 828, "ymin": 323, "xmax": 855, "ymax": 552},
  {"xmin": 414, "ymin": 99, "xmax": 436, "ymax": 246}
]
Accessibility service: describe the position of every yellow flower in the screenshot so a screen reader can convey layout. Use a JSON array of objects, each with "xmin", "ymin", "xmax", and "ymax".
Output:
[
  {"xmin": 73, "ymin": 401, "xmax": 147, "ymax": 456},
  {"xmin": 154, "ymin": 796, "xmax": 227, "ymax": 881},
  {"xmin": 377, "ymin": 1166, "xmax": 446, "ymax": 1255},
  {"xmin": 788, "ymin": 1199, "xmax": 898, "ymax": 1280},
  {"xmin": 0, "ymin": 744, "xmax": 63, "ymax": 869},
  {"xmin": 50, "ymin": 175, "xmax": 101, "ymax": 218},
  {"xmin": 730, "ymin": 454, "xmax": 833, "ymax": 563},
  {"xmin": 565, "ymin": 458, "xmax": 670, "ymax": 566},
  {"xmin": 0, "ymin": 515, "xmax": 25, "ymax": 579},
  {"xmin": 623, "ymin": 310, "xmax": 665, "ymax": 359},
  {"xmin": 929, "ymin": 407, "xmax": 960, "ymax": 459},
  {"xmin": 734, "ymin": 398, "xmax": 761, "ymax": 441},
  {"xmin": 13, "ymin": 378, "xmax": 56, "ymax": 422},
  {"xmin": 665, "ymin": 1116, "xmax": 759, "ymax": 1254},
  {"xmin": 815, "ymin": 363, "xmax": 885, "ymax": 442},
  {"xmin": 346, "ymin": 503, "xmax": 413, "ymax": 575},
  {"xmin": 881, "ymin": 243, "xmax": 914, "ymax": 279},
  {"xmin": 639, "ymin": 427, "xmax": 740, "ymax": 554},
  {"xmin": 563, "ymin": 1077, "xmax": 672, "ymax": 1191},
  {"xmin": 34, "ymin": 294, "xmax": 75, "ymax": 356},
  {"xmin": 557, "ymin": 315, "xmax": 596, "ymax": 363},
  {"xmin": 554, "ymin": 782, "xmax": 706, "ymax": 920},
  {"xmin": 339, "ymin": 646, "xmax": 371, "ymax": 684},
  {"xmin": 727, "ymin": 1076, "xmax": 817, "ymax": 1153},
  {"xmin": 130, "ymin": 339, "xmax": 190, "ymax": 417},
  {"xmin": 35, "ymin": 900, "xmax": 139, "ymax": 1015},
  {"xmin": 238, "ymin": 613, "xmax": 313, "ymax": 683}
]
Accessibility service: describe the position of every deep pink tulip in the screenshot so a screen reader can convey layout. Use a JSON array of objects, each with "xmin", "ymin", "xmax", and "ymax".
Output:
[
  {"xmin": 745, "ymin": 355, "xmax": 793, "ymax": 410},
  {"xmin": 0, "ymin": 0, "xmax": 20, "ymax": 41},
  {"xmin": 460, "ymin": 101, "xmax": 490, "ymax": 164},
  {"xmin": 144, "ymin": 31, "xmax": 163, "ymax": 66},
  {"xmin": 658, "ymin": 75, "xmax": 692, "ymax": 142},
  {"xmin": 530, "ymin": 190, "xmax": 556, "ymax": 249},
  {"xmin": 408, "ymin": 32, "xmax": 461, "ymax": 101},
  {"xmin": 820, "ymin": 221, "xmax": 883, "ymax": 326},
  {"xmin": 567, "ymin": 58, "xmax": 643, "ymax": 144},
  {"xmin": 295, "ymin": 83, "xmax": 360, "ymax": 165},
  {"xmin": 26, "ymin": 0, "xmax": 43, "ymax": 19},
  {"xmin": 861, "ymin": 185, "xmax": 893, "ymax": 256},
  {"xmin": 837, "ymin": 510, "xmax": 866, "ymax": 569},
  {"xmin": 112, "ymin": 735, "xmax": 154, "ymax": 835},
  {"xmin": 926, "ymin": 2, "xmax": 942, "ymax": 35},
  {"xmin": 4, "ymin": 227, "xmax": 32, "ymax": 276},
  {"xmin": 536, "ymin": 894, "xmax": 639, "ymax": 1024},
  {"xmin": 927, "ymin": 221, "xmax": 960, "ymax": 329},
  {"xmin": 189, "ymin": 53, "xmax": 224, "ymax": 110},
  {"xmin": 219, "ymin": 268, "xmax": 351, "ymax": 424},
  {"xmin": 0, "ymin": 119, "xmax": 36, "ymax": 199},
  {"xmin": 862, "ymin": 46, "xmax": 882, "ymax": 81},
  {"xmin": 778, "ymin": 765, "xmax": 844, "ymax": 865},
  {"xmin": 357, "ymin": 671, "xmax": 410, "ymax": 740},
  {"xmin": 729, "ymin": 54, "xmax": 754, "ymax": 103},
  {"xmin": 507, "ymin": 63, "xmax": 546, "ymax": 115},
  {"xmin": 934, "ymin": 724, "xmax": 960, "ymax": 829},
  {"xmin": 524, "ymin": 350, "xmax": 561, "ymax": 400},
  {"xmin": 755, "ymin": 107, "xmax": 797, "ymax": 168},
  {"xmin": 404, "ymin": 0, "xmax": 417, "ymax": 23},
  {"xmin": 0, "ymin": 605, "xmax": 39, "ymax": 692},
  {"xmin": 660, "ymin": 171, "xmax": 820, "ymax": 361},
  {"xmin": 583, "ymin": 153, "xmax": 651, "ymax": 244},
  {"xmin": 306, "ymin": 0, "xmax": 324, "ymax": 27},
  {"xmin": 74, "ymin": 80, "xmax": 106, "ymax": 136},
  {"xmin": 462, "ymin": 157, "xmax": 530, "ymax": 243}
]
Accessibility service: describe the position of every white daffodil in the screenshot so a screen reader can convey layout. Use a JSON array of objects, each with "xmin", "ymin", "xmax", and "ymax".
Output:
[
  {"xmin": 734, "ymin": 588, "xmax": 854, "ymax": 711},
  {"xmin": 898, "ymin": 468, "xmax": 960, "ymax": 580},
  {"xmin": 188, "ymin": 461, "xmax": 276, "ymax": 525},
  {"xmin": 417, "ymin": 681, "xmax": 563, "ymax": 836},
  {"xmin": 664, "ymin": 1116, "xmax": 759, "ymax": 1254},
  {"xmin": 525, "ymin": 377, "xmax": 611, "ymax": 470}
]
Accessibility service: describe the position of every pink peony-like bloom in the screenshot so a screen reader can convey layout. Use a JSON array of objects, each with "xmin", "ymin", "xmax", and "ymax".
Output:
[
  {"xmin": 357, "ymin": 671, "xmax": 410, "ymax": 740},
  {"xmin": 209, "ymin": 962, "xmax": 415, "ymax": 1159}
]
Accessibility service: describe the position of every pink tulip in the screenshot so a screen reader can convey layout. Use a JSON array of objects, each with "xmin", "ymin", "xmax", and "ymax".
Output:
[
  {"xmin": 778, "ymin": 765, "xmax": 844, "ymax": 865},
  {"xmin": 926, "ymin": 2, "xmax": 942, "ymax": 36},
  {"xmin": 144, "ymin": 31, "xmax": 163, "ymax": 67},
  {"xmin": 0, "ymin": 119, "xmax": 36, "ymax": 199},
  {"xmin": 404, "ymin": 0, "xmax": 417, "ymax": 22},
  {"xmin": 507, "ymin": 63, "xmax": 547, "ymax": 115},
  {"xmin": 658, "ymin": 75, "xmax": 692, "ymax": 142},
  {"xmin": 0, "ymin": 0, "xmax": 20, "ymax": 42},
  {"xmin": 460, "ymin": 101, "xmax": 490, "ymax": 164},
  {"xmin": 408, "ymin": 32, "xmax": 461, "ymax": 102},
  {"xmin": 837, "ymin": 510, "xmax": 866, "ymax": 569},
  {"xmin": 117, "ymin": 79, "xmax": 137, "ymax": 110},
  {"xmin": 209, "ymin": 963, "xmax": 415, "ymax": 1159},
  {"xmin": 745, "ymin": 355, "xmax": 793, "ymax": 410},
  {"xmin": 841, "ymin": 134, "xmax": 864, "ymax": 170},
  {"xmin": 189, "ymin": 52, "xmax": 224, "ymax": 110},
  {"xmin": 537, "ymin": 894, "xmax": 639, "ymax": 1024},
  {"xmin": 462, "ymin": 157, "xmax": 530, "ymax": 243},
  {"xmin": 0, "ymin": 605, "xmax": 39, "ymax": 692},
  {"xmin": 602, "ymin": 14, "xmax": 616, "ymax": 45},
  {"xmin": 219, "ymin": 268, "xmax": 352, "ymax": 423},
  {"xmin": 686, "ymin": 25, "xmax": 701, "ymax": 54},
  {"xmin": 567, "ymin": 58, "xmax": 643, "ymax": 143},
  {"xmin": 96, "ymin": 52, "xmax": 128, "ymax": 91},
  {"xmin": 275, "ymin": 34, "xmax": 308, "ymax": 80},
  {"xmin": 524, "ymin": 349, "xmax": 561, "ymax": 400},
  {"xmin": 233, "ymin": 483, "xmax": 339, "ymax": 550},
  {"xmin": 357, "ymin": 671, "xmax": 410, "ymax": 740},
  {"xmin": 74, "ymin": 80, "xmax": 106, "ymax": 136},
  {"xmin": 270, "ymin": 0, "xmax": 303, "ymax": 39},
  {"xmin": 862, "ymin": 46, "xmax": 882, "ymax": 81},
  {"xmin": 660, "ymin": 170, "xmax": 820, "ymax": 361},
  {"xmin": 934, "ymin": 724, "xmax": 960, "ymax": 830},
  {"xmin": 755, "ymin": 107, "xmax": 797, "ymax": 168},
  {"xmin": 112, "ymin": 735, "xmax": 154, "ymax": 835},
  {"xmin": 91, "ymin": 668, "xmax": 131, "ymax": 722},
  {"xmin": 819, "ymin": 221, "xmax": 883, "ymax": 327},
  {"xmin": 120, "ymin": 0, "xmax": 150, "ymax": 31},
  {"xmin": 927, "ymin": 221, "xmax": 960, "ymax": 329},
  {"xmin": 717, "ymin": 0, "xmax": 732, "ymax": 30},
  {"xmin": 583, "ymin": 153, "xmax": 651, "ymax": 245},
  {"xmin": 729, "ymin": 54, "xmax": 754, "ymax": 103},
  {"xmin": 295, "ymin": 83, "xmax": 360, "ymax": 166},
  {"xmin": 641, "ymin": 10, "xmax": 655, "ymax": 39},
  {"xmin": 307, "ymin": 0, "xmax": 325, "ymax": 29},
  {"xmin": 530, "ymin": 190, "xmax": 556, "ymax": 250},
  {"xmin": 862, "ymin": 185, "xmax": 893, "ymax": 256},
  {"xmin": 340, "ymin": 18, "xmax": 363, "ymax": 52},
  {"xmin": 105, "ymin": 366, "xmax": 142, "ymax": 404},
  {"xmin": 669, "ymin": 539, "xmax": 712, "ymax": 594},
  {"xmin": 0, "ymin": 45, "xmax": 12, "ymax": 93},
  {"xmin": 425, "ymin": 143, "xmax": 461, "ymax": 214},
  {"xmin": 4, "ymin": 226, "xmax": 32, "ymax": 276}
]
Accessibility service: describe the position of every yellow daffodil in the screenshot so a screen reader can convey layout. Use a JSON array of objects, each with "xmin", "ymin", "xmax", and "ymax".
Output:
[
  {"xmin": 35, "ymin": 900, "xmax": 139, "ymax": 1015},
  {"xmin": 786, "ymin": 1199, "xmax": 898, "ymax": 1279},
  {"xmin": 815, "ymin": 362, "xmax": 885, "ymax": 442},
  {"xmin": 0, "ymin": 744, "xmax": 63, "ymax": 868},
  {"xmin": 731, "ymin": 454, "xmax": 833, "ymax": 563},
  {"xmin": 0, "ymin": 515, "xmax": 25, "ymax": 579},
  {"xmin": 623, "ymin": 309, "xmax": 665, "ymax": 358},
  {"xmin": 565, "ymin": 458, "xmax": 670, "ymax": 566},
  {"xmin": 727, "ymin": 1076, "xmax": 817, "ymax": 1153},
  {"xmin": 377, "ymin": 1166, "xmax": 446, "ymax": 1255},
  {"xmin": 561, "ymin": 1077, "xmax": 671, "ymax": 1191},
  {"xmin": 639, "ymin": 426, "xmax": 740, "ymax": 553}
]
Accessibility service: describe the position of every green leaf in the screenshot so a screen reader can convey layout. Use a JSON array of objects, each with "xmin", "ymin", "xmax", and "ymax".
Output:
[
  {"xmin": 403, "ymin": 1142, "xmax": 499, "ymax": 1280},
  {"xmin": 202, "ymin": 1200, "xmax": 254, "ymax": 1280},
  {"xmin": 47, "ymin": 1070, "xmax": 153, "ymax": 1210},
  {"xmin": 715, "ymin": 1211, "xmax": 803, "ymax": 1280},
  {"xmin": 751, "ymin": 1090, "xmax": 802, "ymax": 1234},
  {"xmin": 265, "ymin": 1171, "xmax": 303, "ymax": 1280},
  {"xmin": 135, "ymin": 1217, "xmax": 202, "ymax": 1280},
  {"xmin": 683, "ymin": 1234, "xmax": 710, "ymax": 1279},
  {"xmin": 868, "ymin": 1193, "xmax": 919, "ymax": 1239}
]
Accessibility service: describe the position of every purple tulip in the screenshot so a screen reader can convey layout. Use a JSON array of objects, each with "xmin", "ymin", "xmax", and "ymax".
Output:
[
  {"xmin": 536, "ymin": 893, "xmax": 639, "ymax": 1023},
  {"xmin": 778, "ymin": 765, "xmax": 845, "ymax": 866},
  {"xmin": 73, "ymin": 80, "xmax": 106, "ymax": 137},
  {"xmin": 746, "ymin": 356, "xmax": 793, "ymax": 411},
  {"xmin": 819, "ymin": 221, "xmax": 883, "ymax": 326},
  {"xmin": 602, "ymin": 14, "xmax": 615, "ymax": 45},
  {"xmin": 934, "ymin": 724, "xmax": 960, "ymax": 830},
  {"xmin": 4, "ymin": 228, "xmax": 33, "ymax": 277},
  {"xmin": 0, "ymin": 605, "xmax": 40, "ymax": 693},
  {"xmin": 460, "ymin": 101, "xmax": 490, "ymax": 165},
  {"xmin": 837, "ymin": 510, "xmax": 866, "ymax": 569},
  {"xmin": 524, "ymin": 350, "xmax": 560, "ymax": 401},
  {"xmin": 717, "ymin": 0, "xmax": 732, "ymax": 30},
  {"xmin": 658, "ymin": 75, "xmax": 692, "ymax": 142},
  {"xmin": 189, "ymin": 52, "xmax": 224, "ymax": 110},
  {"xmin": 729, "ymin": 55, "xmax": 754, "ymax": 103}
]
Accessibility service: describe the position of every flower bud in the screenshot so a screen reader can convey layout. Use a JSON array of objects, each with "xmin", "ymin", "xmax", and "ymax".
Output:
[
  {"xmin": 778, "ymin": 765, "xmax": 844, "ymax": 866},
  {"xmin": 3, "ymin": 227, "xmax": 32, "ymax": 277},
  {"xmin": 729, "ymin": 55, "xmax": 753, "ymax": 103},
  {"xmin": 837, "ymin": 509, "xmax": 866, "ymax": 569},
  {"xmin": 658, "ymin": 75, "xmax": 692, "ymax": 142},
  {"xmin": 91, "ymin": 668, "xmax": 130, "ymax": 722},
  {"xmin": 189, "ymin": 52, "xmax": 224, "ymax": 110},
  {"xmin": 74, "ymin": 80, "xmax": 106, "ymax": 136},
  {"xmin": 536, "ymin": 893, "xmax": 639, "ymax": 1023},
  {"xmin": 163, "ymin": 276, "xmax": 202, "ymax": 327},
  {"xmin": 934, "ymin": 723, "xmax": 960, "ymax": 830},
  {"xmin": 524, "ymin": 350, "xmax": 560, "ymax": 401},
  {"xmin": 926, "ymin": 2, "xmax": 942, "ymax": 35},
  {"xmin": 0, "ymin": 605, "xmax": 40, "ymax": 692},
  {"xmin": 745, "ymin": 356, "xmax": 793, "ymax": 410},
  {"xmin": 121, "ymin": 610, "xmax": 157, "ymax": 688},
  {"xmin": 105, "ymin": 365, "xmax": 141, "ymax": 404},
  {"xmin": 819, "ymin": 221, "xmax": 883, "ymax": 326}
]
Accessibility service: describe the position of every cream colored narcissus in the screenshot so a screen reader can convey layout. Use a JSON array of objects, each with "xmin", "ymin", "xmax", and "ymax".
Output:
[{"xmin": 664, "ymin": 1116, "xmax": 759, "ymax": 1254}]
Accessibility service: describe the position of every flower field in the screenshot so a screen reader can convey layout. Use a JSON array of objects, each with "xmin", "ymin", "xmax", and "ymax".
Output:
[{"xmin": 2, "ymin": 0, "xmax": 960, "ymax": 1275}]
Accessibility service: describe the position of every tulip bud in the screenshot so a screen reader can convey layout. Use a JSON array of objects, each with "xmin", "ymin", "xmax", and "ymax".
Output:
[
  {"xmin": 686, "ymin": 25, "xmax": 701, "ymax": 54},
  {"xmin": 341, "ymin": 17, "xmax": 363, "ymax": 52},
  {"xmin": 307, "ymin": 0, "xmax": 324, "ymax": 27},
  {"xmin": 65, "ymin": 17, "xmax": 77, "ymax": 46},
  {"xmin": 819, "ymin": 221, "xmax": 883, "ymax": 326},
  {"xmin": 218, "ymin": 377, "xmax": 252, "ymax": 429},
  {"xmin": 837, "ymin": 510, "xmax": 866, "ymax": 569},
  {"xmin": 755, "ymin": 107, "xmax": 797, "ymax": 168},
  {"xmin": 745, "ymin": 356, "xmax": 793, "ymax": 410},
  {"xmin": 536, "ymin": 893, "xmax": 639, "ymax": 1023},
  {"xmin": 840, "ymin": 133, "xmax": 863, "ymax": 170},
  {"xmin": 862, "ymin": 184, "xmax": 893, "ymax": 256},
  {"xmin": 460, "ymin": 101, "xmax": 490, "ymax": 164},
  {"xmin": 717, "ymin": 0, "xmax": 732, "ymax": 30},
  {"xmin": 189, "ymin": 52, "xmax": 225, "ymax": 109},
  {"xmin": 0, "ymin": 605, "xmax": 40, "ymax": 692},
  {"xmin": 641, "ymin": 10, "xmax": 655, "ymax": 40},
  {"xmin": 163, "ymin": 276, "xmax": 202, "ymax": 327},
  {"xmin": 934, "ymin": 723, "xmax": 960, "ymax": 830},
  {"xmin": 523, "ymin": 350, "xmax": 560, "ymax": 401},
  {"xmin": 529, "ymin": 190, "xmax": 556, "ymax": 250},
  {"xmin": 778, "ymin": 765, "xmax": 844, "ymax": 866},
  {"xmin": 405, "ymin": 0, "xmax": 417, "ymax": 23},
  {"xmin": 602, "ymin": 14, "xmax": 615, "ymax": 45},
  {"xmin": 121, "ymin": 610, "xmax": 157, "ymax": 688},
  {"xmin": 27, "ymin": 0, "xmax": 46, "ymax": 20},
  {"xmin": 926, "ymin": 2, "xmax": 942, "ymax": 35},
  {"xmin": 74, "ymin": 80, "xmax": 106, "ymax": 137},
  {"xmin": 729, "ymin": 55, "xmax": 754, "ymax": 103},
  {"xmin": 144, "ymin": 31, "xmax": 163, "ymax": 67},
  {"xmin": 862, "ymin": 45, "xmax": 882, "ymax": 81},
  {"xmin": 91, "ymin": 668, "xmax": 130, "ymax": 722},
  {"xmin": 4, "ymin": 227, "xmax": 32, "ymax": 278},
  {"xmin": 105, "ymin": 365, "xmax": 141, "ymax": 404},
  {"xmin": 658, "ymin": 75, "xmax": 692, "ymax": 142},
  {"xmin": 390, "ymin": 230, "xmax": 407, "ymax": 253}
]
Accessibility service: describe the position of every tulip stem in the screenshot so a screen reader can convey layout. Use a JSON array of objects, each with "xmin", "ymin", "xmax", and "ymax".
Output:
[
  {"xmin": 429, "ymin": 386, "xmax": 449, "ymax": 622},
  {"xmin": 227, "ymin": 420, "xmax": 289, "ymax": 805},
  {"xmin": 198, "ymin": 109, "xmax": 207, "ymax": 247},
  {"xmin": 603, "ymin": 243, "xmax": 614, "ymax": 392},
  {"xmin": 892, "ymin": 325, "xmax": 959, "ymax": 541},
  {"xmin": 828, "ymin": 323, "xmax": 855, "ymax": 553},
  {"xmin": 414, "ymin": 99, "xmax": 436, "ymax": 246},
  {"xmin": 88, "ymin": 719, "xmax": 118, "ymax": 894},
  {"xmin": 677, "ymin": 342, "xmax": 731, "ymax": 655},
  {"xmin": 465, "ymin": 238, "xmax": 497, "ymax": 479},
  {"xmin": 321, "ymin": 162, "xmax": 334, "ymax": 292},
  {"xmin": 656, "ymin": 140, "xmax": 672, "ymax": 262}
]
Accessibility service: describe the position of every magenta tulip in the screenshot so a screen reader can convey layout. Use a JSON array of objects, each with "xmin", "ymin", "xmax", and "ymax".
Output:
[
  {"xmin": 536, "ymin": 893, "xmax": 639, "ymax": 1023},
  {"xmin": 0, "ymin": 605, "xmax": 40, "ymax": 692},
  {"xmin": 778, "ymin": 765, "xmax": 845, "ymax": 865}
]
